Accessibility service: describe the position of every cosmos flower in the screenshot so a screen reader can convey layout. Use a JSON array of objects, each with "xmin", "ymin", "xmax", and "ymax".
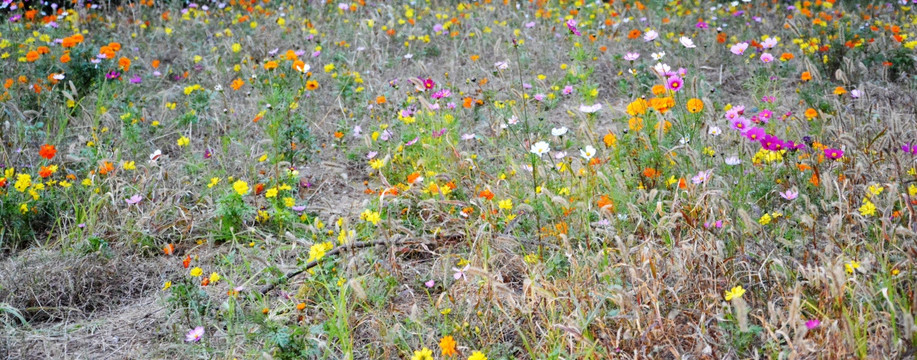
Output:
[
  {"xmin": 565, "ymin": 19, "xmax": 581, "ymax": 36},
  {"xmin": 579, "ymin": 103, "xmax": 602, "ymax": 113},
  {"xmin": 551, "ymin": 127, "xmax": 568, "ymax": 137},
  {"xmin": 185, "ymin": 326, "xmax": 204, "ymax": 342},
  {"xmin": 730, "ymin": 42, "xmax": 749, "ymax": 55},
  {"xmin": 530, "ymin": 141, "xmax": 550, "ymax": 157},
  {"xmin": 824, "ymin": 148, "xmax": 844, "ymax": 160},
  {"xmin": 666, "ymin": 76, "xmax": 684, "ymax": 92},
  {"xmin": 126, "ymin": 194, "xmax": 142, "ymax": 205},
  {"xmin": 679, "ymin": 36, "xmax": 696, "ymax": 48},
  {"xmin": 780, "ymin": 189, "xmax": 798, "ymax": 201},
  {"xmin": 643, "ymin": 29, "xmax": 658, "ymax": 41},
  {"xmin": 624, "ymin": 52, "xmax": 640, "ymax": 61},
  {"xmin": 580, "ymin": 145, "xmax": 596, "ymax": 160}
]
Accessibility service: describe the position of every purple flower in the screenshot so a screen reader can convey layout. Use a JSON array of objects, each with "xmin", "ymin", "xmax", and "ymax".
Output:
[
  {"xmin": 744, "ymin": 127, "xmax": 765, "ymax": 142},
  {"xmin": 824, "ymin": 148, "xmax": 844, "ymax": 160},
  {"xmin": 432, "ymin": 128, "xmax": 447, "ymax": 138},
  {"xmin": 695, "ymin": 21, "xmax": 708, "ymax": 29},
  {"xmin": 130, "ymin": 75, "xmax": 142, "ymax": 84},
  {"xmin": 405, "ymin": 137, "xmax": 419, "ymax": 146},
  {"xmin": 126, "ymin": 194, "xmax": 142, "ymax": 205},
  {"xmin": 665, "ymin": 76, "xmax": 683, "ymax": 92},
  {"xmin": 185, "ymin": 326, "xmax": 204, "ymax": 342},
  {"xmin": 780, "ymin": 189, "xmax": 798, "ymax": 201},
  {"xmin": 292, "ymin": 205, "xmax": 306, "ymax": 212},
  {"xmin": 805, "ymin": 319, "xmax": 820, "ymax": 330},
  {"xmin": 731, "ymin": 117, "xmax": 751, "ymax": 132},
  {"xmin": 424, "ymin": 280, "xmax": 435, "ymax": 288},
  {"xmin": 204, "ymin": 148, "xmax": 213, "ymax": 159},
  {"xmin": 534, "ymin": 93, "xmax": 545, "ymax": 101},
  {"xmin": 691, "ymin": 169, "xmax": 712, "ymax": 184},
  {"xmin": 562, "ymin": 85, "xmax": 574, "ymax": 95},
  {"xmin": 106, "ymin": 71, "xmax": 121, "ymax": 80},
  {"xmin": 566, "ymin": 19, "xmax": 581, "ymax": 36},
  {"xmin": 452, "ymin": 265, "xmax": 469, "ymax": 280},
  {"xmin": 461, "ymin": 133, "xmax": 476, "ymax": 141}
]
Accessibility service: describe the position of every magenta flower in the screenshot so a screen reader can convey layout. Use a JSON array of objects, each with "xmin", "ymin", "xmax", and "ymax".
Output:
[
  {"xmin": 744, "ymin": 127, "xmax": 765, "ymax": 142},
  {"xmin": 761, "ymin": 53, "xmax": 774, "ymax": 63},
  {"xmin": 566, "ymin": 19, "xmax": 581, "ymax": 36},
  {"xmin": 562, "ymin": 85, "xmax": 574, "ymax": 95},
  {"xmin": 106, "ymin": 71, "xmax": 121, "ymax": 80},
  {"xmin": 421, "ymin": 78, "xmax": 435, "ymax": 90},
  {"xmin": 731, "ymin": 117, "xmax": 751, "ymax": 132},
  {"xmin": 824, "ymin": 148, "xmax": 844, "ymax": 160},
  {"xmin": 186, "ymin": 326, "xmax": 204, "ymax": 342},
  {"xmin": 424, "ymin": 280, "xmax": 435, "ymax": 288},
  {"xmin": 665, "ymin": 76, "xmax": 684, "ymax": 92},
  {"xmin": 805, "ymin": 319, "xmax": 820, "ymax": 330}
]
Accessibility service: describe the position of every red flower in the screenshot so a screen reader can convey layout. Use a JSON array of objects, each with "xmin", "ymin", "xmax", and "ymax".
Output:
[{"xmin": 39, "ymin": 144, "xmax": 57, "ymax": 160}]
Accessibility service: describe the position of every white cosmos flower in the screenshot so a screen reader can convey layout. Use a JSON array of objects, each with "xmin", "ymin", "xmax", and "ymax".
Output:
[
  {"xmin": 580, "ymin": 145, "xmax": 596, "ymax": 160},
  {"xmin": 551, "ymin": 127, "xmax": 568, "ymax": 136},
  {"xmin": 651, "ymin": 51, "xmax": 666, "ymax": 60},
  {"xmin": 724, "ymin": 155, "xmax": 741, "ymax": 165},
  {"xmin": 708, "ymin": 126, "xmax": 722, "ymax": 136},
  {"xmin": 530, "ymin": 141, "xmax": 550, "ymax": 157},
  {"xmin": 679, "ymin": 36, "xmax": 696, "ymax": 48},
  {"xmin": 652, "ymin": 62, "xmax": 671, "ymax": 76}
]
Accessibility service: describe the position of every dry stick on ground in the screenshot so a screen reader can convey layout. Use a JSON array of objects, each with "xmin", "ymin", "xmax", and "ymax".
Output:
[{"xmin": 259, "ymin": 237, "xmax": 421, "ymax": 294}]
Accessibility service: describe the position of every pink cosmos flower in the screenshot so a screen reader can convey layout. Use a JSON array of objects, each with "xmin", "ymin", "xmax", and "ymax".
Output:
[
  {"xmin": 453, "ymin": 265, "xmax": 469, "ymax": 281},
  {"xmin": 186, "ymin": 326, "xmax": 204, "ymax": 342},
  {"xmin": 624, "ymin": 52, "xmax": 640, "ymax": 61},
  {"xmin": 762, "ymin": 37, "xmax": 778, "ymax": 49},
  {"xmin": 565, "ymin": 19, "xmax": 581, "ymax": 36},
  {"xmin": 562, "ymin": 85, "xmax": 573, "ymax": 95},
  {"xmin": 779, "ymin": 189, "xmax": 798, "ymax": 201},
  {"xmin": 730, "ymin": 42, "xmax": 749, "ymax": 55},
  {"xmin": 805, "ymin": 319, "xmax": 821, "ymax": 330},
  {"xmin": 666, "ymin": 76, "xmax": 684, "ymax": 92},
  {"xmin": 126, "ymin": 194, "xmax": 142, "ymax": 205},
  {"xmin": 761, "ymin": 53, "xmax": 774, "ymax": 63}
]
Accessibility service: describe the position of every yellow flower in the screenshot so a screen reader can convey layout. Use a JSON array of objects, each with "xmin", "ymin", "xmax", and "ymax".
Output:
[
  {"xmin": 208, "ymin": 272, "xmax": 221, "ymax": 283},
  {"xmin": 122, "ymin": 161, "xmax": 136, "ymax": 170},
  {"xmin": 162, "ymin": 281, "xmax": 172, "ymax": 290},
  {"xmin": 324, "ymin": 63, "xmax": 335, "ymax": 73},
  {"xmin": 411, "ymin": 347, "xmax": 433, "ymax": 360},
  {"xmin": 360, "ymin": 209, "xmax": 381, "ymax": 225},
  {"xmin": 867, "ymin": 184, "xmax": 884, "ymax": 197},
  {"xmin": 468, "ymin": 351, "xmax": 487, "ymax": 360},
  {"xmin": 308, "ymin": 243, "xmax": 327, "ymax": 262},
  {"xmin": 369, "ymin": 158, "xmax": 385, "ymax": 169},
  {"xmin": 232, "ymin": 180, "xmax": 250, "ymax": 195},
  {"xmin": 859, "ymin": 198, "xmax": 876, "ymax": 217},
  {"xmin": 190, "ymin": 267, "xmax": 203, "ymax": 277},
  {"xmin": 845, "ymin": 260, "xmax": 860, "ymax": 274},
  {"xmin": 14, "ymin": 173, "xmax": 31, "ymax": 192},
  {"xmin": 177, "ymin": 136, "xmax": 190, "ymax": 147},
  {"xmin": 231, "ymin": 43, "xmax": 241, "ymax": 53},
  {"xmin": 498, "ymin": 199, "xmax": 513, "ymax": 210},
  {"xmin": 265, "ymin": 188, "xmax": 278, "ymax": 198},
  {"xmin": 283, "ymin": 197, "xmax": 295, "ymax": 208},
  {"xmin": 724, "ymin": 285, "xmax": 745, "ymax": 301},
  {"xmin": 207, "ymin": 177, "xmax": 220, "ymax": 188},
  {"xmin": 758, "ymin": 213, "xmax": 773, "ymax": 225}
]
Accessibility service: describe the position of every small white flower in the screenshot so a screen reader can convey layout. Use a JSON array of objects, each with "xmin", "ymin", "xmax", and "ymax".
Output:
[
  {"xmin": 404, "ymin": 53, "xmax": 413, "ymax": 59},
  {"xmin": 495, "ymin": 61, "xmax": 509, "ymax": 70},
  {"xmin": 679, "ymin": 36, "xmax": 696, "ymax": 48},
  {"xmin": 651, "ymin": 51, "xmax": 666, "ymax": 61},
  {"xmin": 652, "ymin": 62, "xmax": 671, "ymax": 76},
  {"xmin": 580, "ymin": 145, "xmax": 596, "ymax": 160},
  {"xmin": 724, "ymin": 156, "xmax": 741, "ymax": 165},
  {"xmin": 551, "ymin": 127, "xmax": 568, "ymax": 137},
  {"xmin": 708, "ymin": 126, "xmax": 722, "ymax": 136},
  {"xmin": 530, "ymin": 141, "xmax": 550, "ymax": 157},
  {"xmin": 52, "ymin": 73, "xmax": 66, "ymax": 80}
]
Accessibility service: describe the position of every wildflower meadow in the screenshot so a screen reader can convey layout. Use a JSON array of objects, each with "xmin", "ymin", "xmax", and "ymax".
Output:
[{"xmin": 2, "ymin": 0, "xmax": 917, "ymax": 358}]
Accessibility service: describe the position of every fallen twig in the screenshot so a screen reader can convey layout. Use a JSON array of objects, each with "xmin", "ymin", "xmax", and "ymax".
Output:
[{"xmin": 259, "ymin": 237, "xmax": 418, "ymax": 294}]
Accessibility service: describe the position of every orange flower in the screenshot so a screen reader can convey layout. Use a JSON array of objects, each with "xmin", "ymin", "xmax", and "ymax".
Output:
[
  {"xmin": 39, "ymin": 144, "xmax": 57, "ymax": 159},
  {"xmin": 151, "ymin": 59, "xmax": 161, "ymax": 69},
  {"xmin": 651, "ymin": 84, "xmax": 666, "ymax": 96},
  {"xmin": 716, "ymin": 32, "xmax": 727, "ymax": 43},
  {"xmin": 163, "ymin": 243, "xmax": 175, "ymax": 255},
  {"xmin": 478, "ymin": 189, "xmax": 494, "ymax": 200},
  {"xmin": 36, "ymin": 46, "xmax": 51, "ymax": 54},
  {"xmin": 254, "ymin": 183, "xmax": 265, "ymax": 195},
  {"xmin": 406, "ymin": 172, "xmax": 421, "ymax": 184},
  {"xmin": 463, "ymin": 97, "xmax": 473, "ymax": 108},
  {"xmin": 686, "ymin": 98, "xmax": 704, "ymax": 113},
  {"xmin": 61, "ymin": 36, "xmax": 78, "ymax": 48},
  {"xmin": 230, "ymin": 78, "xmax": 245, "ymax": 90},
  {"xmin": 263, "ymin": 61, "xmax": 279, "ymax": 70},
  {"xmin": 26, "ymin": 51, "xmax": 40, "ymax": 62},
  {"xmin": 804, "ymin": 108, "xmax": 818, "ymax": 120},
  {"xmin": 602, "ymin": 132, "xmax": 617, "ymax": 148},
  {"xmin": 60, "ymin": 53, "xmax": 71, "ymax": 63},
  {"xmin": 801, "ymin": 71, "xmax": 812, "ymax": 81},
  {"xmin": 375, "ymin": 95, "xmax": 386, "ymax": 104},
  {"xmin": 3, "ymin": 79, "xmax": 12, "ymax": 89},
  {"xmin": 305, "ymin": 80, "xmax": 319, "ymax": 90},
  {"xmin": 596, "ymin": 195, "xmax": 614, "ymax": 210},
  {"xmin": 628, "ymin": 117, "xmax": 644, "ymax": 132},
  {"xmin": 38, "ymin": 166, "xmax": 53, "ymax": 178},
  {"xmin": 643, "ymin": 167, "xmax": 660, "ymax": 178},
  {"xmin": 296, "ymin": 302, "xmax": 306, "ymax": 311},
  {"xmin": 780, "ymin": 52, "xmax": 794, "ymax": 61},
  {"xmin": 119, "ymin": 57, "xmax": 131, "ymax": 72},
  {"xmin": 627, "ymin": 29, "xmax": 641, "ymax": 39},
  {"xmin": 833, "ymin": 86, "xmax": 847, "ymax": 96},
  {"xmin": 98, "ymin": 161, "xmax": 115, "ymax": 175},
  {"xmin": 182, "ymin": 255, "xmax": 191, "ymax": 268},
  {"xmin": 108, "ymin": 42, "xmax": 122, "ymax": 51}
]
